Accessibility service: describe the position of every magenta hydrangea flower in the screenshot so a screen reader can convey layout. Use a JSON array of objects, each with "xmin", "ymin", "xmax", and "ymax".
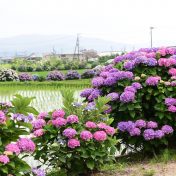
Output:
[
  {"xmin": 33, "ymin": 129, "xmax": 44, "ymax": 137},
  {"xmin": 52, "ymin": 118, "xmax": 67, "ymax": 128},
  {"xmin": 0, "ymin": 155, "xmax": 9, "ymax": 164},
  {"xmin": 37, "ymin": 112, "xmax": 48, "ymax": 119},
  {"xmin": 168, "ymin": 105, "xmax": 176, "ymax": 112},
  {"xmin": 135, "ymin": 119, "xmax": 146, "ymax": 128},
  {"xmin": 0, "ymin": 111, "xmax": 6, "ymax": 124},
  {"xmin": 145, "ymin": 76, "xmax": 161, "ymax": 86},
  {"xmin": 143, "ymin": 129, "xmax": 155, "ymax": 140},
  {"xmin": 161, "ymin": 125, "xmax": 173, "ymax": 134},
  {"xmin": 5, "ymin": 143, "xmax": 20, "ymax": 155},
  {"xmin": 52, "ymin": 109, "xmax": 65, "ymax": 119},
  {"xmin": 85, "ymin": 121, "xmax": 97, "ymax": 129},
  {"xmin": 32, "ymin": 119, "xmax": 46, "ymax": 129},
  {"xmin": 66, "ymin": 115, "xmax": 79, "ymax": 124},
  {"xmin": 147, "ymin": 121, "xmax": 158, "ymax": 129},
  {"xmin": 107, "ymin": 92, "xmax": 119, "ymax": 101},
  {"xmin": 168, "ymin": 68, "xmax": 176, "ymax": 76},
  {"xmin": 120, "ymin": 91, "xmax": 135, "ymax": 103},
  {"xmin": 154, "ymin": 130, "xmax": 164, "ymax": 139},
  {"xmin": 105, "ymin": 126, "xmax": 116, "ymax": 135},
  {"xmin": 17, "ymin": 138, "xmax": 36, "ymax": 152},
  {"xmin": 129, "ymin": 128, "xmax": 141, "ymax": 136},
  {"xmin": 93, "ymin": 131, "xmax": 107, "ymax": 142},
  {"xmin": 67, "ymin": 139, "xmax": 80, "ymax": 148},
  {"xmin": 80, "ymin": 130, "xmax": 93, "ymax": 141},
  {"xmin": 63, "ymin": 128, "xmax": 77, "ymax": 138}
]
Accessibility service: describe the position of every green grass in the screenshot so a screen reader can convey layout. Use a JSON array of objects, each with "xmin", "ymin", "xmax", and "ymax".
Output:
[{"xmin": 0, "ymin": 79, "xmax": 91, "ymax": 88}]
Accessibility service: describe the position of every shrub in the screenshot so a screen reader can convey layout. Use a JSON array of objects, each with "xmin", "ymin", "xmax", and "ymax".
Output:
[
  {"xmin": 32, "ymin": 74, "xmax": 39, "ymax": 81},
  {"xmin": 38, "ymin": 75, "xmax": 46, "ymax": 82},
  {"xmin": 17, "ymin": 65, "xmax": 26, "ymax": 72},
  {"xmin": 65, "ymin": 70, "xmax": 80, "ymax": 80},
  {"xmin": 19, "ymin": 73, "xmax": 32, "ymax": 81},
  {"xmin": 46, "ymin": 70, "xmax": 64, "ymax": 81},
  {"xmin": 26, "ymin": 66, "xmax": 34, "ymax": 72},
  {"xmin": 35, "ymin": 67, "xmax": 43, "ymax": 71},
  {"xmin": 81, "ymin": 47, "xmax": 176, "ymax": 154},
  {"xmin": 81, "ymin": 69, "xmax": 96, "ymax": 79},
  {"xmin": 33, "ymin": 97, "xmax": 117, "ymax": 176},
  {"xmin": 0, "ymin": 95, "xmax": 38, "ymax": 175},
  {"xmin": 0, "ymin": 69, "xmax": 19, "ymax": 81}
]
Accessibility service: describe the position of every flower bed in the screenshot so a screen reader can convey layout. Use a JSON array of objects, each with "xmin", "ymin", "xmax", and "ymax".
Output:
[{"xmin": 81, "ymin": 47, "xmax": 176, "ymax": 153}]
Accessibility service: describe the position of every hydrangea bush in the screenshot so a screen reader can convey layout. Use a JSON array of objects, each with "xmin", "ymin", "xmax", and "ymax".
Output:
[
  {"xmin": 81, "ymin": 69, "xmax": 96, "ymax": 79},
  {"xmin": 18, "ymin": 73, "xmax": 33, "ymax": 81},
  {"xmin": 81, "ymin": 47, "xmax": 176, "ymax": 154},
  {"xmin": 0, "ymin": 95, "xmax": 38, "ymax": 175},
  {"xmin": 33, "ymin": 97, "xmax": 117, "ymax": 176},
  {"xmin": 0, "ymin": 69, "xmax": 19, "ymax": 81},
  {"xmin": 46, "ymin": 70, "xmax": 64, "ymax": 81},
  {"xmin": 65, "ymin": 70, "xmax": 81, "ymax": 80}
]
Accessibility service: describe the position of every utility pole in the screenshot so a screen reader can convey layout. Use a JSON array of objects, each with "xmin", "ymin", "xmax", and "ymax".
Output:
[
  {"xmin": 150, "ymin": 27, "xmax": 154, "ymax": 48},
  {"xmin": 73, "ymin": 34, "xmax": 80, "ymax": 60}
]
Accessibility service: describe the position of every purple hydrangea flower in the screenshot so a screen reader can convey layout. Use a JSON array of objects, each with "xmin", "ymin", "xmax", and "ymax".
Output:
[
  {"xmin": 124, "ymin": 61, "xmax": 135, "ymax": 70},
  {"xmin": 65, "ymin": 70, "xmax": 81, "ymax": 80},
  {"xmin": 80, "ymin": 88, "xmax": 94, "ymax": 98},
  {"xmin": 103, "ymin": 76, "xmax": 117, "ymax": 86},
  {"xmin": 165, "ymin": 98, "xmax": 176, "ymax": 106},
  {"xmin": 147, "ymin": 121, "xmax": 158, "ymax": 129},
  {"xmin": 120, "ymin": 91, "xmax": 135, "ymax": 103},
  {"xmin": 32, "ymin": 168, "xmax": 46, "ymax": 176},
  {"xmin": 117, "ymin": 121, "xmax": 135, "ymax": 132},
  {"xmin": 161, "ymin": 125, "xmax": 173, "ymax": 134},
  {"xmin": 146, "ymin": 58, "xmax": 157, "ymax": 66},
  {"xmin": 88, "ymin": 89, "xmax": 101, "ymax": 101},
  {"xmin": 145, "ymin": 76, "xmax": 161, "ymax": 86},
  {"xmin": 143, "ymin": 129, "xmax": 155, "ymax": 140},
  {"xmin": 92, "ymin": 77, "xmax": 104, "ymax": 87},
  {"xmin": 129, "ymin": 128, "xmax": 141, "ymax": 136},
  {"xmin": 18, "ymin": 73, "xmax": 32, "ymax": 81},
  {"xmin": 135, "ymin": 119, "xmax": 146, "ymax": 128},
  {"xmin": 46, "ymin": 71, "xmax": 64, "ymax": 81},
  {"xmin": 63, "ymin": 128, "xmax": 77, "ymax": 138},
  {"xmin": 154, "ymin": 130, "xmax": 164, "ymax": 139},
  {"xmin": 124, "ymin": 86, "xmax": 136, "ymax": 93},
  {"xmin": 132, "ymin": 82, "xmax": 142, "ymax": 89},
  {"xmin": 107, "ymin": 92, "xmax": 119, "ymax": 101}
]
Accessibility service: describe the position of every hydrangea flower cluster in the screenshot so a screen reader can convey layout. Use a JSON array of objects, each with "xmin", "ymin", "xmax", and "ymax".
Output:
[
  {"xmin": 11, "ymin": 113, "xmax": 34, "ymax": 122},
  {"xmin": 81, "ymin": 69, "xmax": 96, "ymax": 79},
  {"xmin": 165, "ymin": 97, "xmax": 176, "ymax": 112},
  {"xmin": 18, "ymin": 73, "xmax": 32, "ymax": 81},
  {"xmin": 46, "ymin": 70, "xmax": 64, "ymax": 81},
  {"xmin": 65, "ymin": 70, "xmax": 81, "ymax": 80},
  {"xmin": 117, "ymin": 120, "xmax": 173, "ymax": 140},
  {"xmin": 32, "ymin": 168, "xmax": 46, "ymax": 176}
]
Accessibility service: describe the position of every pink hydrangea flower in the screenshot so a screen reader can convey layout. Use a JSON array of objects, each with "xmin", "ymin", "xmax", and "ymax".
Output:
[
  {"xmin": 52, "ymin": 118, "xmax": 67, "ymax": 127},
  {"xmin": 52, "ymin": 109, "xmax": 65, "ymax": 119},
  {"xmin": 93, "ymin": 131, "xmax": 107, "ymax": 142},
  {"xmin": 105, "ymin": 126, "xmax": 116, "ymax": 135},
  {"xmin": 67, "ymin": 115, "xmax": 79, "ymax": 124},
  {"xmin": 32, "ymin": 119, "xmax": 46, "ymax": 129},
  {"xmin": 17, "ymin": 138, "xmax": 36, "ymax": 152},
  {"xmin": 168, "ymin": 105, "xmax": 176, "ymax": 112},
  {"xmin": 85, "ymin": 121, "xmax": 97, "ymax": 129},
  {"xmin": 0, "ymin": 155, "xmax": 9, "ymax": 164},
  {"xmin": 80, "ymin": 130, "xmax": 93, "ymax": 141},
  {"xmin": 168, "ymin": 68, "xmax": 176, "ymax": 76},
  {"xmin": 63, "ymin": 128, "xmax": 77, "ymax": 138},
  {"xmin": 67, "ymin": 139, "xmax": 80, "ymax": 148},
  {"xmin": 37, "ymin": 112, "xmax": 48, "ymax": 119},
  {"xmin": 97, "ymin": 122, "xmax": 107, "ymax": 129},
  {"xmin": 33, "ymin": 129, "xmax": 44, "ymax": 137},
  {"xmin": 5, "ymin": 143, "xmax": 20, "ymax": 155},
  {"xmin": 0, "ymin": 111, "xmax": 6, "ymax": 124}
]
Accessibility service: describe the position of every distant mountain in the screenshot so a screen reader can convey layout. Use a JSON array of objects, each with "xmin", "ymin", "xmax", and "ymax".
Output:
[{"xmin": 0, "ymin": 35, "xmax": 133, "ymax": 57}]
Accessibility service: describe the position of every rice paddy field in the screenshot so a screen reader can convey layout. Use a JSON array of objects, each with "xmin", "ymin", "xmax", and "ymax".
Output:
[{"xmin": 0, "ymin": 79, "xmax": 90, "ymax": 111}]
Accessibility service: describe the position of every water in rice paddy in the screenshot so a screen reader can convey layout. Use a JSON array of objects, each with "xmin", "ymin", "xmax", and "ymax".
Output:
[{"xmin": 0, "ymin": 85, "xmax": 83, "ymax": 111}]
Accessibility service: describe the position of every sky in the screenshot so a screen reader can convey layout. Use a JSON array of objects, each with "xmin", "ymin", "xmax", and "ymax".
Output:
[{"xmin": 0, "ymin": 0, "xmax": 176, "ymax": 47}]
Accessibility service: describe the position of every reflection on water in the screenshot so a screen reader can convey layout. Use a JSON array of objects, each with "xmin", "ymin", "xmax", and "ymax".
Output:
[{"xmin": 0, "ymin": 87, "xmax": 82, "ymax": 112}]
